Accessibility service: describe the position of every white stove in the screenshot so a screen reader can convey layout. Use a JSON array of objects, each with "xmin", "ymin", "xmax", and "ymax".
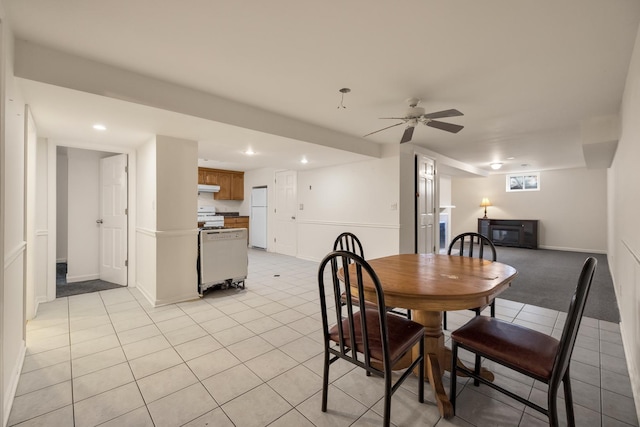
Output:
[{"xmin": 197, "ymin": 206, "xmax": 224, "ymax": 228}]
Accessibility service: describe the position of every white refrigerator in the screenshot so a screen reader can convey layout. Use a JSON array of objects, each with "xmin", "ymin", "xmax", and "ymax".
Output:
[{"xmin": 250, "ymin": 187, "xmax": 268, "ymax": 249}]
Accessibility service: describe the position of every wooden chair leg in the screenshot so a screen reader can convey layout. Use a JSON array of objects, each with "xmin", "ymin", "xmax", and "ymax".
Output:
[
  {"xmin": 443, "ymin": 311, "xmax": 448, "ymax": 330},
  {"xmin": 490, "ymin": 300, "xmax": 496, "ymax": 318},
  {"xmin": 450, "ymin": 343, "xmax": 458, "ymax": 413}
]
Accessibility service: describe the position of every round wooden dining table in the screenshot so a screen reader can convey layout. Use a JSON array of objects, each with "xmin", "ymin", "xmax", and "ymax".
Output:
[{"xmin": 346, "ymin": 253, "xmax": 518, "ymax": 418}]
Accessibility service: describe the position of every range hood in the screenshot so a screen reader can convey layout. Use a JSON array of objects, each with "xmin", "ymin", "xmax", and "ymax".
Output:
[{"xmin": 198, "ymin": 184, "xmax": 220, "ymax": 193}]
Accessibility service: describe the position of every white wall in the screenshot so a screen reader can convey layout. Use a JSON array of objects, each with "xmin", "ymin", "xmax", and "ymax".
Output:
[
  {"xmin": 451, "ymin": 168, "xmax": 607, "ymax": 253},
  {"xmin": 33, "ymin": 137, "xmax": 48, "ymax": 311},
  {"xmin": 209, "ymin": 198, "xmax": 243, "ymax": 214},
  {"xmin": 135, "ymin": 135, "xmax": 199, "ymax": 306},
  {"xmin": 55, "ymin": 149, "xmax": 67, "ymax": 261},
  {"xmin": 155, "ymin": 136, "xmax": 198, "ymax": 304},
  {"xmin": 135, "ymin": 137, "xmax": 158, "ymax": 302},
  {"xmin": 610, "ymin": 21, "xmax": 640, "ymax": 420},
  {"xmin": 24, "ymin": 107, "xmax": 36, "ymax": 321},
  {"xmin": 1, "ymin": 19, "xmax": 27, "ymax": 426},
  {"xmin": 295, "ymin": 156, "xmax": 400, "ymax": 261}
]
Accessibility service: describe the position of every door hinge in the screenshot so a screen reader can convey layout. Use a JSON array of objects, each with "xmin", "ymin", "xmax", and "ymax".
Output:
[
  {"xmin": 125, "ymin": 166, "xmax": 128, "ymax": 173},
  {"xmin": 125, "ymin": 208, "xmax": 128, "ymax": 215},
  {"xmin": 125, "ymin": 260, "xmax": 128, "ymax": 267}
]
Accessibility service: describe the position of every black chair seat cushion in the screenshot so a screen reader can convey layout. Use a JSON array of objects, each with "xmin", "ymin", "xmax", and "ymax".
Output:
[
  {"xmin": 329, "ymin": 308, "xmax": 424, "ymax": 362},
  {"xmin": 452, "ymin": 316, "xmax": 559, "ymax": 381}
]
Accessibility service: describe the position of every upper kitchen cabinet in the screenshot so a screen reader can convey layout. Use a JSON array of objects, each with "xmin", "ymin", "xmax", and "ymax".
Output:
[
  {"xmin": 198, "ymin": 167, "xmax": 244, "ymax": 200},
  {"xmin": 230, "ymin": 173, "xmax": 244, "ymax": 200},
  {"xmin": 199, "ymin": 168, "xmax": 219, "ymax": 185}
]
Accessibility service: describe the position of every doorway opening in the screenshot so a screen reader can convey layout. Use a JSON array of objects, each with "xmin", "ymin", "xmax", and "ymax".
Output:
[
  {"xmin": 56, "ymin": 147, "xmax": 128, "ymax": 298},
  {"xmin": 416, "ymin": 155, "xmax": 436, "ymax": 254}
]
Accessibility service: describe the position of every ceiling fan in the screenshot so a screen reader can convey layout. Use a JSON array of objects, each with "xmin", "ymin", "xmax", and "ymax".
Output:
[{"xmin": 364, "ymin": 98, "xmax": 464, "ymax": 143}]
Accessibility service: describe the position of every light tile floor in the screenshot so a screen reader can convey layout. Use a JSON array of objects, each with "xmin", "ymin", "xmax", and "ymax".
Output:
[{"xmin": 8, "ymin": 249, "xmax": 638, "ymax": 426}]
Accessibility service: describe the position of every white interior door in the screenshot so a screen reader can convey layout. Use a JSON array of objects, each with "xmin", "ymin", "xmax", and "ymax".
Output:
[
  {"xmin": 274, "ymin": 170, "xmax": 297, "ymax": 256},
  {"xmin": 417, "ymin": 156, "xmax": 436, "ymax": 254},
  {"xmin": 99, "ymin": 154, "xmax": 128, "ymax": 285}
]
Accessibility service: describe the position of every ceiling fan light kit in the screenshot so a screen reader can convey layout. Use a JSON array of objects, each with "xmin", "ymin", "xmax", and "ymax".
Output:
[{"xmin": 363, "ymin": 98, "xmax": 464, "ymax": 143}]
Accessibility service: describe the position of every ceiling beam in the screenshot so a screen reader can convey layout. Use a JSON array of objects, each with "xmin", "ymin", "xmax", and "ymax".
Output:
[{"xmin": 14, "ymin": 39, "xmax": 381, "ymax": 159}]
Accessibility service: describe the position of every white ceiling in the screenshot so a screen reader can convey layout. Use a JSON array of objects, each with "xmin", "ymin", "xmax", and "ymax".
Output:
[{"xmin": 5, "ymin": 0, "xmax": 640, "ymax": 173}]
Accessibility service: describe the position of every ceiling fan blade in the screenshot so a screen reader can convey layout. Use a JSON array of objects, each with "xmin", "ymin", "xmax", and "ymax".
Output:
[
  {"xmin": 363, "ymin": 122, "xmax": 404, "ymax": 137},
  {"xmin": 400, "ymin": 126, "xmax": 415, "ymax": 143},
  {"xmin": 425, "ymin": 120, "xmax": 464, "ymax": 133},
  {"xmin": 422, "ymin": 109, "xmax": 464, "ymax": 119}
]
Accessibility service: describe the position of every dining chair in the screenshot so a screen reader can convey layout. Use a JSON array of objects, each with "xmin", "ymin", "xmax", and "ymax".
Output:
[
  {"xmin": 449, "ymin": 256, "xmax": 597, "ymax": 427},
  {"xmin": 333, "ymin": 232, "xmax": 410, "ymax": 319},
  {"xmin": 317, "ymin": 250, "xmax": 425, "ymax": 427},
  {"xmin": 444, "ymin": 232, "xmax": 497, "ymax": 329},
  {"xmin": 333, "ymin": 232, "xmax": 365, "ymax": 256}
]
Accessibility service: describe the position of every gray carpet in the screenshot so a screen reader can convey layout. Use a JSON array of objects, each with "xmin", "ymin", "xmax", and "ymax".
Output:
[
  {"xmin": 56, "ymin": 263, "xmax": 124, "ymax": 298},
  {"xmin": 494, "ymin": 246, "xmax": 619, "ymax": 323}
]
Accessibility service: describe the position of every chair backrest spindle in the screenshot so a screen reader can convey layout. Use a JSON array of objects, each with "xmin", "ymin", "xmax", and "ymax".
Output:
[
  {"xmin": 333, "ymin": 232, "xmax": 365, "ymax": 258},
  {"xmin": 448, "ymin": 232, "xmax": 496, "ymax": 261}
]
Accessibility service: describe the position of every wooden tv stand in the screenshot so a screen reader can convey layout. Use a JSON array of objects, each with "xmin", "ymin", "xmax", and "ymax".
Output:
[{"xmin": 478, "ymin": 218, "xmax": 539, "ymax": 249}]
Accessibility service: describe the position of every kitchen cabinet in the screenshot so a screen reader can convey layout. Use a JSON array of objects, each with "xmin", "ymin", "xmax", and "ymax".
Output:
[
  {"xmin": 230, "ymin": 173, "xmax": 244, "ymax": 200},
  {"xmin": 199, "ymin": 168, "xmax": 219, "ymax": 185},
  {"xmin": 198, "ymin": 167, "xmax": 244, "ymax": 200},
  {"xmin": 215, "ymin": 173, "xmax": 232, "ymax": 199},
  {"xmin": 224, "ymin": 216, "xmax": 249, "ymax": 242}
]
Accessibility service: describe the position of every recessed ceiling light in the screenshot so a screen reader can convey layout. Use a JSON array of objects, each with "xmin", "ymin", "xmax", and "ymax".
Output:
[
  {"xmin": 506, "ymin": 157, "xmax": 515, "ymax": 160},
  {"xmin": 300, "ymin": 157, "xmax": 308, "ymax": 164},
  {"xmin": 244, "ymin": 149, "xmax": 255, "ymax": 155},
  {"xmin": 93, "ymin": 124, "xmax": 106, "ymax": 131},
  {"xmin": 490, "ymin": 162, "xmax": 503, "ymax": 170}
]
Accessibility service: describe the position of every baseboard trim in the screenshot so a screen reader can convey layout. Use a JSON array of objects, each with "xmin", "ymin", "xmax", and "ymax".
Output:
[
  {"xmin": 134, "ymin": 281, "xmax": 199, "ymax": 307},
  {"xmin": 33, "ymin": 296, "xmax": 48, "ymax": 318},
  {"xmin": 538, "ymin": 245, "xmax": 607, "ymax": 254},
  {"xmin": 66, "ymin": 273, "xmax": 100, "ymax": 283}
]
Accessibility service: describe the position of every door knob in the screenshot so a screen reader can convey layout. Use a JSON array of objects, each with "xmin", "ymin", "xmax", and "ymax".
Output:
[
  {"xmin": 291, "ymin": 216, "xmax": 296, "ymax": 220},
  {"xmin": 96, "ymin": 219, "xmax": 103, "ymax": 224}
]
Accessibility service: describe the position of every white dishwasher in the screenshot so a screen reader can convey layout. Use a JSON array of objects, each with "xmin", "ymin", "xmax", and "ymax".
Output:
[{"xmin": 198, "ymin": 228, "xmax": 248, "ymax": 295}]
